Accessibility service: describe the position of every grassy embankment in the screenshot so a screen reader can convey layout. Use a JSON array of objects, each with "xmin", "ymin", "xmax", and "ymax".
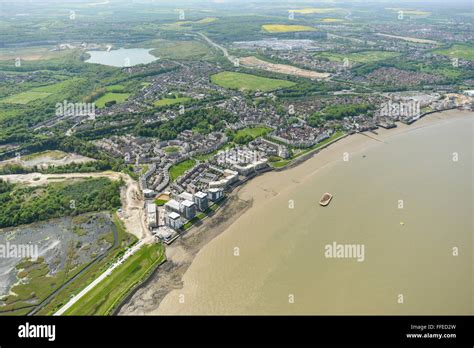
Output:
[{"xmin": 63, "ymin": 242, "xmax": 165, "ymax": 316}]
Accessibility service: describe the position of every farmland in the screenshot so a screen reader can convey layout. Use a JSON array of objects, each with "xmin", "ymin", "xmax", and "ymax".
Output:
[
  {"xmin": 150, "ymin": 40, "xmax": 217, "ymax": 61},
  {"xmin": 262, "ymin": 25, "xmax": 316, "ymax": 33},
  {"xmin": 211, "ymin": 71, "xmax": 296, "ymax": 92},
  {"xmin": 433, "ymin": 44, "xmax": 474, "ymax": 61},
  {"xmin": 0, "ymin": 91, "xmax": 51, "ymax": 104},
  {"xmin": 315, "ymin": 51, "xmax": 400, "ymax": 64},
  {"xmin": 290, "ymin": 8, "xmax": 344, "ymax": 14},
  {"xmin": 376, "ymin": 33, "xmax": 439, "ymax": 45},
  {"xmin": 0, "ymin": 46, "xmax": 77, "ymax": 61},
  {"xmin": 0, "ymin": 79, "xmax": 84, "ymax": 105}
]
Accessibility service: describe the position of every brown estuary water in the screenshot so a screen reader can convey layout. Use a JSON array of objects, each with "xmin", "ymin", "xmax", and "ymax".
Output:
[{"xmin": 156, "ymin": 111, "xmax": 473, "ymax": 315}]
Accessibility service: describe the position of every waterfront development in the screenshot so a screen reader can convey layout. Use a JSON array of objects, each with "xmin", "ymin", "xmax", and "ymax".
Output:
[
  {"xmin": 0, "ymin": 0, "xmax": 473, "ymax": 320},
  {"xmin": 120, "ymin": 110, "xmax": 472, "ymax": 315}
]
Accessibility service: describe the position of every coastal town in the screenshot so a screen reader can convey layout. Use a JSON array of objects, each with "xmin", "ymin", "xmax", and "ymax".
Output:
[
  {"xmin": 90, "ymin": 89, "xmax": 473, "ymax": 246},
  {"xmin": 0, "ymin": 0, "xmax": 472, "ymax": 323}
]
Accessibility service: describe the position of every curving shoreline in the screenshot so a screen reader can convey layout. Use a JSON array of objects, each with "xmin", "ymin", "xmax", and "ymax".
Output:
[{"xmin": 118, "ymin": 108, "xmax": 473, "ymax": 315}]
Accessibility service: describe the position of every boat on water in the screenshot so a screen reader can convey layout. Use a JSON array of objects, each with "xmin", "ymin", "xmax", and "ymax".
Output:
[{"xmin": 319, "ymin": 193, "xmax": 333, "ymax": 206}]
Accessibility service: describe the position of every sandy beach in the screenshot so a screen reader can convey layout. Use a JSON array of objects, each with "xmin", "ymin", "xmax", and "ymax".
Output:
[{"xmin": 118, "ymin": 109, "xmax": 473, "ymax": 315}]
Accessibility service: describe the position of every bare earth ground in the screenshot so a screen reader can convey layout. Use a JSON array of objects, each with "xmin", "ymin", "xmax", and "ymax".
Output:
[
  {"xmin": 240, "ymin": 56, "xmax": 330, "ymax": 80},
  {"xmin": 0, "ymin": 152, "xmax": 95, "ymax": 169},
  {"xmin": 118, "ymin": 109, "xmax": 472, "ymax": 315},
  {"xmin": 376, "ymin": 33, "xmax": 439, "ymax": 44}
]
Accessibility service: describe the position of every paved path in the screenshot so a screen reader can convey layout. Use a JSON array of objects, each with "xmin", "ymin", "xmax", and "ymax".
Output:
[{"xmin": 54, "ymin": 238, "xmax": 150, "ymax": 316}]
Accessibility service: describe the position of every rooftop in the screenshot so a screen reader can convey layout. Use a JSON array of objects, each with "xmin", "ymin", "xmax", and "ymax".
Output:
[
  {"xmin": 195, "ymin": 191, "xmax": 208, "ymax": 199},
  {"xmin": 181, "ymin": 199, "xmax": 195, "ymax": 208},
  {"xmin": 146, "ymin": 203, "xmax": 157, "ymax": 214},
  {"xmin": 168, "ymin": 212, "xmax": 180, "ymax": 220}
]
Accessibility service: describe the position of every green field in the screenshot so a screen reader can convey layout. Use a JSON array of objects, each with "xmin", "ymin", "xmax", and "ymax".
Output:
[
  {"xmin": 163, "ymin": 146, "xmax": 180, "ymax": 154},
  {"xmin": 105, "ymin": 84, "xmax": 125, "ymax": 92},
  {"xmin": 233, "ymin": 126, "xmax": 272, "ymax": 143},
  {"xmin": 95, "ymin": 92, "xmax": 130, "ymax": 108},
  {"xmin": 154, "ymin": 97, "xmax": 191, "ymax": 107},
  {"xmin": 169, "ymin": 159, "xmax": 196, "ymax": 181},
  {"xmin": 154, "ymin": 199, "xmax": 168, "ymax": 206},
  {"xmin": 64, "ymin": 243, "xmax": 165, "ymax": 315},
  {"xmin": 433, "ymin": 44, "xmax": 474, "ymax": 61},
  {"xmin": 0, "ymin": 78, "xmax": 83, "ymax": 105},
  {"xmin": 0, "ymin": 46, "xmax": 77, "ymax": 61},
  {"xmin": 235, "ymin": 126, "xmax": 272, "ymax": 138},
  {"xmin": 0, "ymin": 91, "xmax": 51, "ymax": 104},
  {"xmin": 150, "ymin": 40, "xmax": 216, "ymax": 60},
  {"xmin": 211, "ymin": 72, "xmax": 296, "ymax": 92},
  {"xmin": 316, "ymin": 51, "xmax": 400, "ymax": 64}
]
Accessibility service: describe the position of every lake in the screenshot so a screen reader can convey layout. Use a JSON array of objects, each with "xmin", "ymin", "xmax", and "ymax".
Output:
[{"xmin": 85, "ymin": 48, "xmax": 157, "ymax": 67}]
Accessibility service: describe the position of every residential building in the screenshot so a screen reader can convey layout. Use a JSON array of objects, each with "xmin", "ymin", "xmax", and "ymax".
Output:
[
  {"xmin": 208, "ymin": 188, "xmax": 224, "ymax": 202},
  {"xmin": 164, "ymin": 199, "xmax": 181, "ymax": 214},
  {"xmin": 147, "ymin": 203, "xmax": 158, "ymax": 229},
  {"xmin": 193, "ymin": 191, "xmax": 209, "ymax": 211},
  {"xmin": 165, "ymin": 212, "xmax": 182, "ymax": 230},
  {"xmin": 181, "ymin": 200, "xmax": 196, "ymax": 220}
]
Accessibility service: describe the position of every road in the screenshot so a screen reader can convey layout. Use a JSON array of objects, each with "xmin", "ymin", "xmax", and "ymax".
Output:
[
  {"xmin": 197, "ymin": 32, "xmax": 330, "ymax": 80},
  {"xmin": 196, "ymin": 32, "xmax": 238, "ymax": 65}
]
